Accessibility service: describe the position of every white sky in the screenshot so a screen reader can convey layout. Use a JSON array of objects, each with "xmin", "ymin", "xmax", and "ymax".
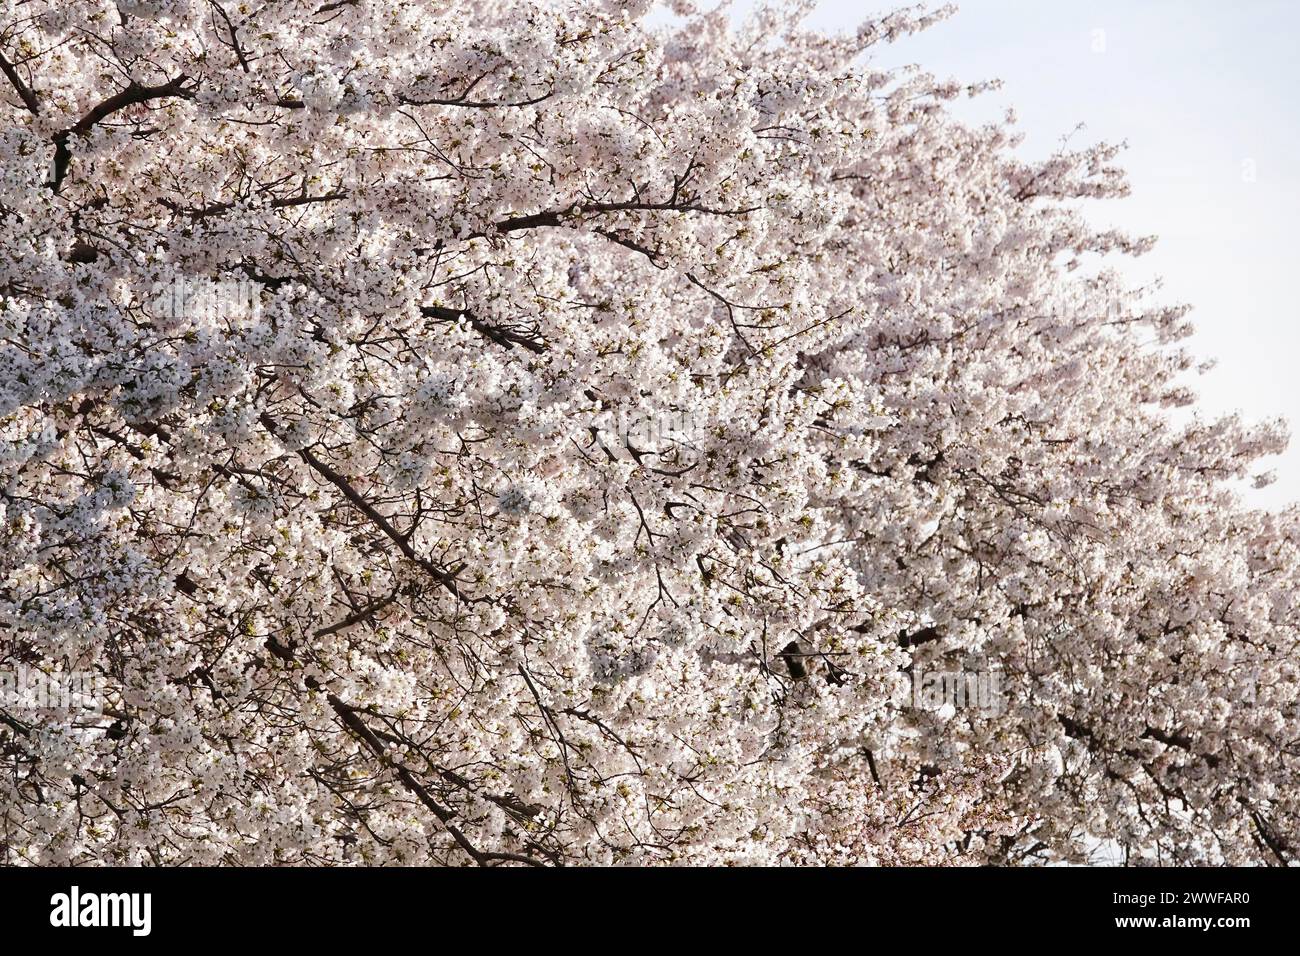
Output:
[{"xmin": 716, "ymin": 0, "xmax": 1300, "ymax": 508}]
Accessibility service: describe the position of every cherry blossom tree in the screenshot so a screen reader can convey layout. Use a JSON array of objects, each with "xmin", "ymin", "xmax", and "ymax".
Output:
[{"xmin": 1, "ymin": 0, "xmax": 1296, "ymax": 866}]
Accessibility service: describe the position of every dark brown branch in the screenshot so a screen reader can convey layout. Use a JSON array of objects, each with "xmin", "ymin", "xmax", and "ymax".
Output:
[
  {"xmin": 209, "ymin": 2, "xmax": 252, "ymax": 73},
  {"xmin": 400, "ymin": 89, "xmax": 552, "ymax": 109},
  {"xmin": 421, "ymin": 305, "xmax": 545, "ymax": 354},
  {"xmin": 899, "ymin": 626, "xmax": 941, "ymax": 648},
  {"xmin": 1241, "ymin": 800, "xmax": 1291, "ymax": 866},
  {"xmin": 491, "ymin": 198, "xmax": 758, "ymax": 236},
  {"xmin": 259, "ymin": 412, "xmax": 462, "ymax": 598},
  {"xmin": 306, "ymin": 676, "xmax": 544, "ymax": 866},
  {"xmin": 0, "ymin": 709, "xmax": 33, "ymax": 738},
  {"xmin": 159, "ymin": 189, "xmax": 347, "ymax": 220},
  {"xmin": 314, "ymin": 0, "xmax": 358, "ymax": 15},
  {"xmin": 778, "ymin": 640, "xmax": 808, "ymax": 680},
  {"xmin": 313, "ymin": 589, "xmax": 402, "ymax": 637},
  {"xmin": 863, "ymin": 748, "xmax": 883, "ymax": 790},
  {"xmin": 50, "ymin": 74, "xmax": 197, "ymax": 193},
  {"xmin": 0, "ymin": 47, "xmax": 40, "ymax": 115}
]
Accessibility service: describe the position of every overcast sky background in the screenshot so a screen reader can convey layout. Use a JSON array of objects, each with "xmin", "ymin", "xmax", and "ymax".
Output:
[{"xmin": 710, "ymin": 0, "xmax": 1300, "ymax": 509}]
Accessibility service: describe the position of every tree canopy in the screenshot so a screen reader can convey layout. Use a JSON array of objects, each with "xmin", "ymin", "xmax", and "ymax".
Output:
[{"xmin": 1, "ymin": 0, "xmax": 1296, "ymax": 865}]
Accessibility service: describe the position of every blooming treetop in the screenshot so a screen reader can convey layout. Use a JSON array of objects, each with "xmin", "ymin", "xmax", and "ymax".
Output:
[{"xmin": 0, "ymin": 0, "xmax": 1296, "ymax": 866}]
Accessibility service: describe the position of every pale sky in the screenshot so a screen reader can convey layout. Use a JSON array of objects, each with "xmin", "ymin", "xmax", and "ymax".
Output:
[{"xmin": 719, "ymin": 0, "xmax": 1300, "ymax": 509}]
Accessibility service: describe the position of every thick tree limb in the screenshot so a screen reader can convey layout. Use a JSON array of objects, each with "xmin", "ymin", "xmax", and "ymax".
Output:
[
  {"xmin": 50, "ymin": 75, "xmax": 197, "ymax": 193},
  {"xmin": 421, "ymin": 304, "xmax": 546, "ymax": 353},
  {"xmin": 0, "ymin": 48, "xmax": 39, "ymax": 115}
]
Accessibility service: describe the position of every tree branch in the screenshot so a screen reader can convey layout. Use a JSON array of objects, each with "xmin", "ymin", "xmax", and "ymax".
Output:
[
  {"xmin": 259, "ymin": 412, "xmax": 463, "ymax": 598},
  {"xmin": 0, "ymin": 48, "xmax": 39, "ymax": 115},
  {"xmin": 421, "ymin": 304, "xmax": 546, "ymax": 353},
  {"xmin": 50, "ymin": 74, "xmax": 197, "ymax": 193},
  {"xmin": 305, "ymin": 676, "xmax": 546, "ymax": 866}
]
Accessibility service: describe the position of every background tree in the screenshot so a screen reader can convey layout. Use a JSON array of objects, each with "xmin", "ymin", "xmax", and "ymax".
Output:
[{"xmin": 0, "ymin": 0, "xmax": 1295, "ymax": 865}]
